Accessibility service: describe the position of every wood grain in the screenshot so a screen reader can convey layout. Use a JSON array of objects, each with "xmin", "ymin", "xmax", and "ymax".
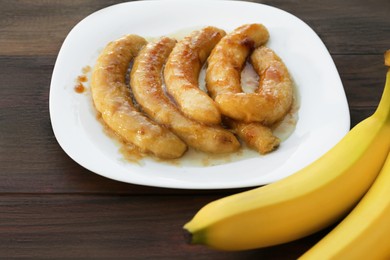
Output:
[
  {"xmin": 0, "ymin": 195, "xmax": 333, "ymax": 259},
  {"xmin": 1, "ymin": 0, "xmax": 389, "ymax": 55},
  {"xmin": 0, "ymin": 0, "xmax": 389, "ymax": 258}
]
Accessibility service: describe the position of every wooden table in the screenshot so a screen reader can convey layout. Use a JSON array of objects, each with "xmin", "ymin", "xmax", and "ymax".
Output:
[{"xmin": 1, "ymin": 0, "xmax": 389, "ymax": 258}]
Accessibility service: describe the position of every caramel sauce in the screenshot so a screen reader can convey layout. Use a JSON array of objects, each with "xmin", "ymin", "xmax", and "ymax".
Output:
[
  {"xmin": 84, "ymin": 29, "xmax": 299, "ymax": 166},
  {"xmin": 74, "ymin": 66, "xmax": 91, "ymax": 94},
  {"xmin": 82, "ymin": 65, "xmax": 91, "ymax": 74},
  {"xmin": 74, "ymin": 83, "xmax": 85, "ymax": 93},
  {"xmin": 78, "ymin": 75, "xmax": 88, "ymax": 83},
  {"xmin": 95, "ymin": 112, "xmax": 146, "ymax": 163}
]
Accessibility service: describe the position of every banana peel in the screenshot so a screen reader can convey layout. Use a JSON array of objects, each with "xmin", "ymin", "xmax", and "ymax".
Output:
[
  {"xmin": 183, "ymin": 50, "xmax": 390, "ymax": 251},
  {"xmin": 299, "ymin": 50, "xmax": 390, "ymax": 259}
]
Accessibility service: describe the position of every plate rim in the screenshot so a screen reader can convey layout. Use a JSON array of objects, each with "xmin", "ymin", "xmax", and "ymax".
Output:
[{"xmin": 49, "ymin": 0, "xmax": 350, "ymax": 189}]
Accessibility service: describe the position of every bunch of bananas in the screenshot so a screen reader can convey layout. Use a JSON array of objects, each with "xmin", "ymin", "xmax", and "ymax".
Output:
[{"xmin": 184, "ymin": 50, "xmax": 390, "ymax": 258}]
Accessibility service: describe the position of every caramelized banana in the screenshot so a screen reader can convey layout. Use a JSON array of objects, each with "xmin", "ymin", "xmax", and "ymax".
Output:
[
  {"xmin": 216, "ymin": 46, "xmax": 293, "ymax": 124},
  {"xmin": 206, "ymin": 24, "xmax": 280, "ymax": 153},
  {"xmin": 130, "ymin": 37, "xmax": 240, "ymax": 154},
  {"xmin": 164, "ymin": 26, "xmax": 226, "ymax": 125},
  {"xmin": 91, "ymin": 35, "xmax": 187, "ymax": 159},
  {"xmin": 206, "ymin": 23, "xmax": 269, "ymax": 98},
  {"xmin": 227, "ymin": 120, "xmax": 280, "ymax": 155}
]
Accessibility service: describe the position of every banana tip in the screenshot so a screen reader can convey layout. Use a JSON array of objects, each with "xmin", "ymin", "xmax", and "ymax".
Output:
[
  {"xmin": 385, "ymin": 50, "xmax": 390, "ymax": 66},
  {"xmin": 183, "ymin": 227, "xmax": 193, "ymax": 245},
  {"xmin": 183, "ymin": 224, "xmax": 207, "ymax": 246}
]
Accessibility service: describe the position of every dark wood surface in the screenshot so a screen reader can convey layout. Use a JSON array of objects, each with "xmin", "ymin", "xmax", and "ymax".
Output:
[{"xmin": 1, "ymin": 0, "xmax": 389, "ymax": 258}]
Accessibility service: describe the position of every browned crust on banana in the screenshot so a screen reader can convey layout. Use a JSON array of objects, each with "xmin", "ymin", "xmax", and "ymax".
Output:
[
  {"xmin": 130, "ymin": 37, "xmax": 240, "ymax": 154},
  {"xmin": 91, "ymin": 35, "xmax": 187, "ymax": 159},
  {"xmin": 216, "ymin": 46, "xmax": 293, "ymax": 124},
  {"xmin": 164, "ymin": 26, "xmax": 226, "ymax": 125},
  {"xmin": 227, "ymin": 120, "xmax": 280, "ymax": 155},
  {"xmin": 206, "ymin": 23, "xmax": 270, "ymax": 98},
  {"xmin": 205, "ymin": 24, "xmax": 283, "ymax": 154}
]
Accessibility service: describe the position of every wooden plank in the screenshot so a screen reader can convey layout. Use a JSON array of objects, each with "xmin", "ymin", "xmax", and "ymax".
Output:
[
  {"xmin": 0, "ymin": 194, "xmax": 331, "ymax": 258},
  {"xmin": 0, "ymin": 0, "xmax": 389, "ymax": 55},
  {"xmin": 266, "ymin": 0, "xmax": 390, "ymax": 54},
  {"xmin": 333, "ymin": 54, "xmax": 387, "ymax": 108},
  {"xmin": 0, "ymin": 0, "xmax": 120, "ymax": 56}
]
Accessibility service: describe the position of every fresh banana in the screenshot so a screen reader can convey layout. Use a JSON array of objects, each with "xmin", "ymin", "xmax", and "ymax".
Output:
[
  {"xmin": 183, "ymin": 51, "xmax": 390, "ymax": 251},
  {"xmin": 299, "ymin": 152, "xmax": 390, "ymax": 259},
  {"xmin": 299, "ymin": 51, "xmax": 390, "ymax": 260}
]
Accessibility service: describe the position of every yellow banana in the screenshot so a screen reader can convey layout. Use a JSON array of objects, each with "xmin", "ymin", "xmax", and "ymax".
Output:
[
  {"xmin": 300, "ymin": 152, "xmax": 390, "ymax": 259},
  {"xmin": 299, "ymin": 51, "xmax": 390, "ymax": 260},
  {"xmin": 183, "ymin": 51, "xmax": 390, "ymax": 251}
]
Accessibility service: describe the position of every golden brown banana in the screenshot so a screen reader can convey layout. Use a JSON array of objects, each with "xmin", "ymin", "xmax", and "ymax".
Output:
[
  {"xmin": 216, "ymin": 46, "xmax": 293, "ymax": 124},
  {"xmin": 91, "ymin": 35, "xmax": 187, "ymax": 159},
  {"xmin": 164, "ymin": 26, "xmax": 226, "ymax": 125},
  {"xmin": 130, "ymin": 37, "xmax": 240, "ymax": 154},
  {"xmin": 206, "ymin": 24, "xmax": 279, "ymax": 153},
  {"xmin": 226, "ymin": 120, "xmax": 280, "ymax": 154},
  {"xmin": 206, "ymin": 23, "xmax": 269, "ymax": 98}
]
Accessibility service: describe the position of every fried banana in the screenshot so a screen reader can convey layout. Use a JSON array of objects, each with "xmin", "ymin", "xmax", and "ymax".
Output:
[
  {"xmin": 164, "ymin": 26, "xmax": 226, "ymax": 125},
  {"xmin": 206, "ymin": 23, "xmax": 270, "ymax": 98},
  {"xmin": 91, "ymin": 35, "xmax": 187, "ymax": 159},
  {"xmin": 227, "ymin": 120, "xmax": 280, "ymax": 155},
  {"xmin": 130, "ymin": 37, "xmax": 240, "ymax": 154},
  {"xmin": 216, "ymin": 46, "xmax": 293, "ymax": 124},
  {"xmin": 206, "ymin": 24, "xmax": 283, "ymax": 154}
]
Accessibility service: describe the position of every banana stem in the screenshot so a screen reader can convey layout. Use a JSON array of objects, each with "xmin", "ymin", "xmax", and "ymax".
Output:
[
  {"xmin": 385, "ymin": 50, "xmax": 390, "ymax": 66},
  {"xmin": 373, "ymin": 50, "xmax": 390, "ymax": 122}
]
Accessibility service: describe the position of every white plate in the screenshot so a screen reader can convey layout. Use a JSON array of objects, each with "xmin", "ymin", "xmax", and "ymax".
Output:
[{"xmin": 49, "ymin": 0, "xmax": 350, "ymax": 189}]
